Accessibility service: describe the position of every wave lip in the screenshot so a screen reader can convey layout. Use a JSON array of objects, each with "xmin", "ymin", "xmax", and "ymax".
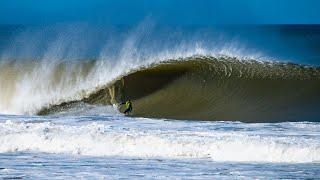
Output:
[{"xmin": 0, "ymin": 120, "xmax": 319, "ymax": 163}]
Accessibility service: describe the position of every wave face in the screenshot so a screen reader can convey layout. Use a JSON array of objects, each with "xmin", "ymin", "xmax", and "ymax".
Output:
[{"xmin": 34, "ymin": 56, "xmax": 320, "ymax": 122}]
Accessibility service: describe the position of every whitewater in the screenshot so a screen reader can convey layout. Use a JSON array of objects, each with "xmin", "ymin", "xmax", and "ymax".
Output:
[
  {"xmin": 0, "ymin": 24, "xmax": 320, "ymax": 179},
  {"xmin": 0, "ymin": 113, "xmax": 320, "ymax": 178}
]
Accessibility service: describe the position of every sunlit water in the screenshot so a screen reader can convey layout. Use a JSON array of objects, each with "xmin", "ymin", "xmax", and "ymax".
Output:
[{"xmin": 0, "ymin": 106, "xmax": 319, "ymax": 179}]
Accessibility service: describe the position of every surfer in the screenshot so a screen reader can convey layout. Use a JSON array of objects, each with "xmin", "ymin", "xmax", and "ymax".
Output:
[{"xmin": 121, "ymin": 100, "xmax": 132, "ymax": 115}]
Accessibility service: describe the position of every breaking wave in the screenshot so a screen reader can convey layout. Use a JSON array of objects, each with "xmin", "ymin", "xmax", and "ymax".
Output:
[
  {"xmin": 33, "ymin": 56, "xmax": 320, "ymax": 122},
  {"xmin": 1, "ymin": 55, "xmax": 320, "ymax": 122}
]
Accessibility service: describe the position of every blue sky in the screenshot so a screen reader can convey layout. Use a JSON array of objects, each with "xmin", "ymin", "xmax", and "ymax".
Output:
[{"xmin": 0, "ymin": 0, "xmax": 319, "ymax": 25}]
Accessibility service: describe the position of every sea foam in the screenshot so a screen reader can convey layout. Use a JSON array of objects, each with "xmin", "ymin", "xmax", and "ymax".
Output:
[{"xmin": 0, "ymin": 119, "xmax": 319, "ymax": 163}]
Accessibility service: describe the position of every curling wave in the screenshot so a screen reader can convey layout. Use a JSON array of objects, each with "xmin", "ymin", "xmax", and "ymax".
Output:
[
  {"xmin": 39, "ymin": 56, "xmax": 320, "ymax": 122},
  {"xmin": 1, "ymin": 56, "xmax": 320, "ymax": 122}
]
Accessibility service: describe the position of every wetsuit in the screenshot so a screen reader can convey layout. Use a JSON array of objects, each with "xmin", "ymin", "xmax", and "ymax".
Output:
[{"xmin": 123, "ymin": 101, "xmax": 132, "ymax": 114}]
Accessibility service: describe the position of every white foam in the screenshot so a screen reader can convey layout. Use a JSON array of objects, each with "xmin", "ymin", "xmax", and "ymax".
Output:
[
  {"xmin": 0, "ymin": 120, "xmax": 319, "ymax": 163},
  {"xmin": 53, "ymin": 104, "xmax": 121, "ymax": 116}
]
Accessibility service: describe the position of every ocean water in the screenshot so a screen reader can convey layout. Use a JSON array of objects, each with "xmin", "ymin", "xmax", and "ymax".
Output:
[
  {"xmin": 0, "ymin": 24, "xmax": 320, "ymax": 179},
  {"xmin": 0, "ymin": 109, "xmax": 319, "ymax": 179}
]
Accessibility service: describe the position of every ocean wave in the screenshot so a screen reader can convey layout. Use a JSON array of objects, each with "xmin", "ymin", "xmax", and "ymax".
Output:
[
  {"xmin": 39, "ymin": 56, "xmax": 320, "ymax": 122},
  {"xmin": 1, "ymin": 55, "xmax": 320, "ymax": 122}
]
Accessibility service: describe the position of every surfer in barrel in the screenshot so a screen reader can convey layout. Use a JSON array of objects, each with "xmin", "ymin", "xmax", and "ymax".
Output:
[{"xmin": 121, "ymin": 100, "xmax": 133, "ymax": 115}]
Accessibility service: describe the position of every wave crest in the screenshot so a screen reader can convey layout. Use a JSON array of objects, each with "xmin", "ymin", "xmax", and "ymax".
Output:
[{"xmin": 38, "ymin": 56, "xmax": 320, "ymax": 122}]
